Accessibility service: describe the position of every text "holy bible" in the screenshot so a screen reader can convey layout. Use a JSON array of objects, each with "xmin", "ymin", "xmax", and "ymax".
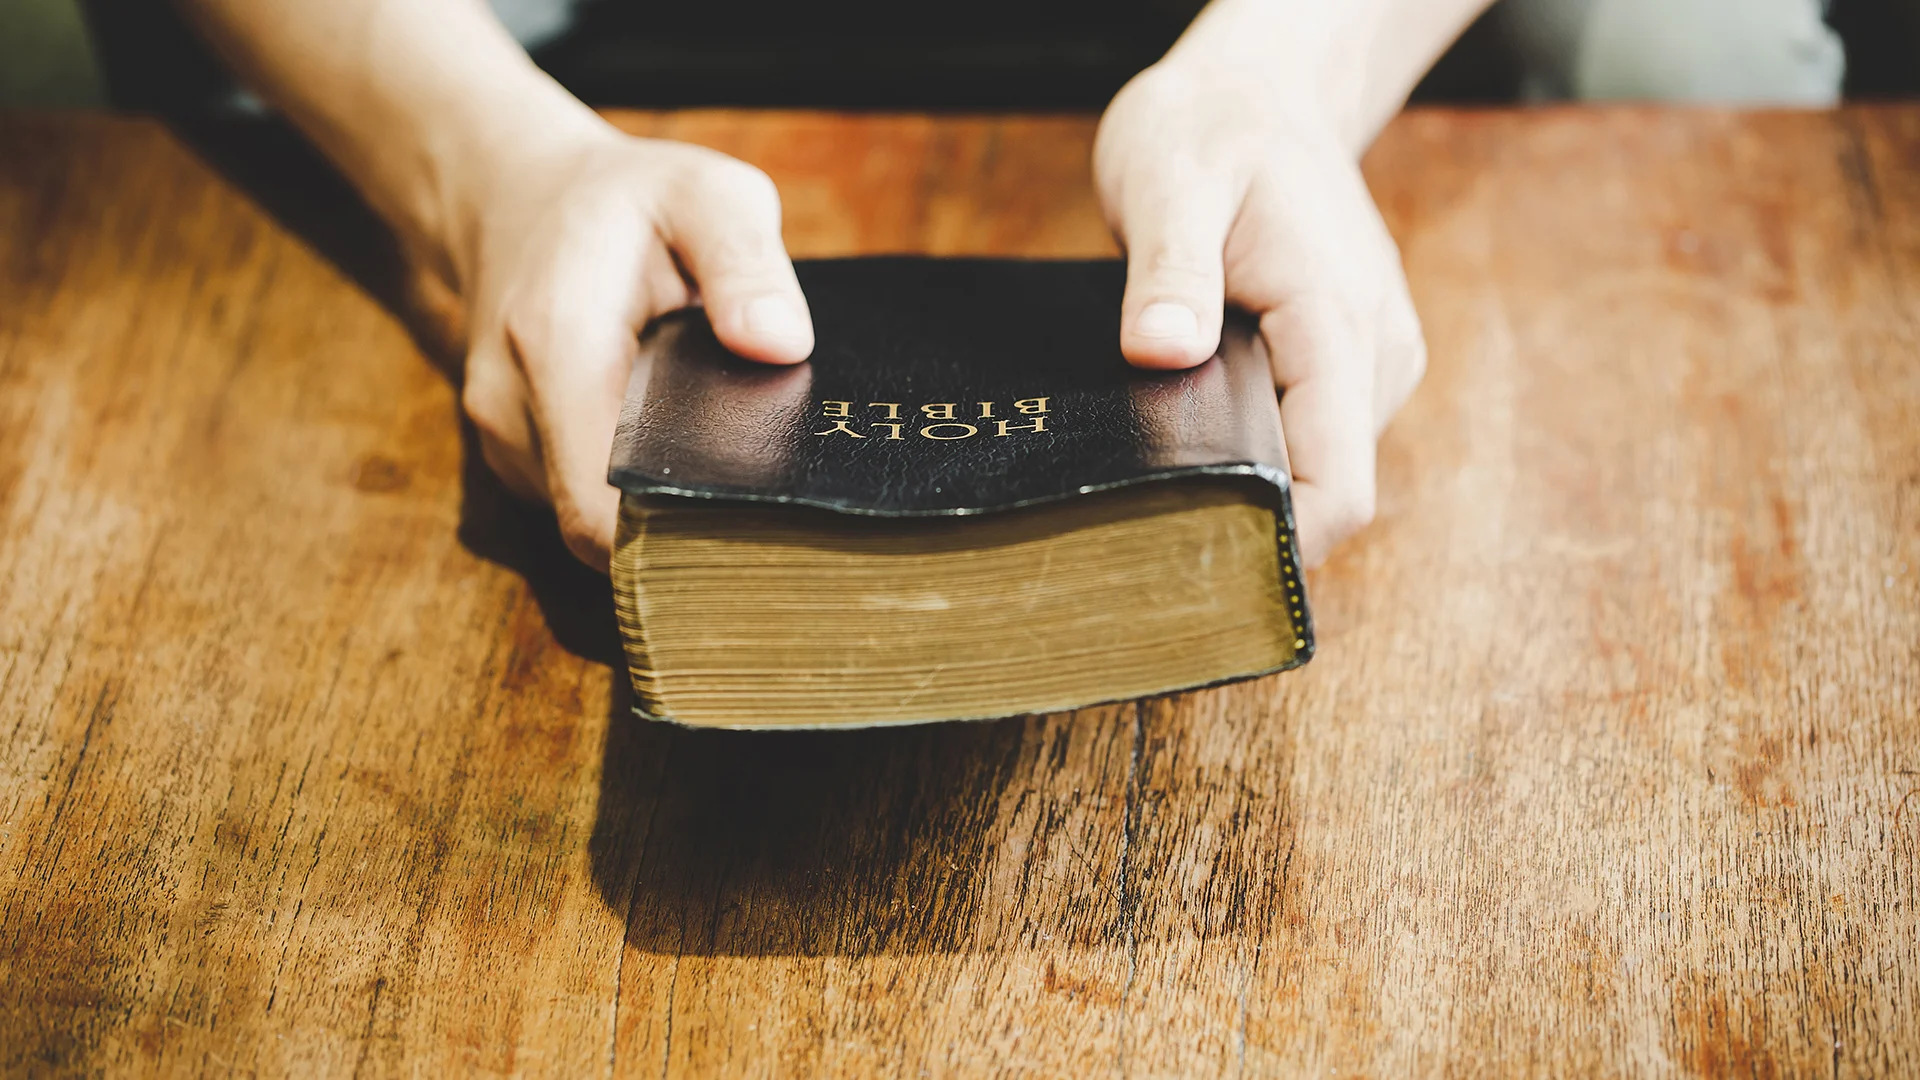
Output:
[{"xmin": 813, "ymin": 399, "xmax": 1051, "ymax": 441}]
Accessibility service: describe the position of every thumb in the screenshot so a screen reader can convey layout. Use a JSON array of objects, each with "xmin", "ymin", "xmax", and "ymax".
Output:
[
  {"xmin": 1116, "ymin": 179, "xmax": 1234, "ymax": 369},
  {"xmin": 660, "ymin": 156, "xmax": 813, "ymax": 365}
]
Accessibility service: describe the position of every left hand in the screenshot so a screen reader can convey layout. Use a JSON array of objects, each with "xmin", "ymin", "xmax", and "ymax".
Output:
[{"xmin": 1094, "ymin": 60, "xmax": 1427, "ymax": 568}]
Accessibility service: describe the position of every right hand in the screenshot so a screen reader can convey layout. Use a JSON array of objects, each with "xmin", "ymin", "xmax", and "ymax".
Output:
[
  {"xmin": 453, "ymin": 126, "xmax": 814, "ymax": 571},
  {"xmin": 1093, "ymin": 61, "xmax": 1427, "ymax": 568}
]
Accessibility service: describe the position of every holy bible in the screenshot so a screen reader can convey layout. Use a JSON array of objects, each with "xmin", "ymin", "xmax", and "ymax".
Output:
[{"xmin": 609, "ymin": 258, "xmax": 1313, "ymax": 729}]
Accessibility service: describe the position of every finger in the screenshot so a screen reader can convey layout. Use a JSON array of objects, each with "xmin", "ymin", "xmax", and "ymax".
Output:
[
  {"xmin": 515, "ymin": 311, "xmax": 628, "ymax": 573},
  {"xmin": 1262, "ymin": 297, "xmax": 1378, "ymax": 568},
  {"xmin": 505, "ymin": 226, "xmax": 653, "ymax": 573},
  {"xmin": 1374, "ymin": 282, "xmax": 1428, "ymax": 434},
  {"xmin": 1116, "ymin": 176, "xmax": 1234, "ymax": 369},
  {"xmin": 659, "ymin": 157, "xmax": 813, "ymax": 364},
  {"xmin": 478, "ymin": 425, "xmax": 548, "ymax": 504},
  {"xmin": 461, "ymin": 347, "xmax": 548, "ymax": 502}
]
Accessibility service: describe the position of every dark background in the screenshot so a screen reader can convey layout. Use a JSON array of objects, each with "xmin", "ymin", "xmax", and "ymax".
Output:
[{"xmin": 81, "ymin": 0, "xmax": 1920, "ymax": 115}]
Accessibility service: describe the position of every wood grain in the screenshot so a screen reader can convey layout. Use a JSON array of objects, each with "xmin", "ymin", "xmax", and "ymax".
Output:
[{"xmin": 1, "ymin": 105, "xmax": 1915, "ymax": 1077}]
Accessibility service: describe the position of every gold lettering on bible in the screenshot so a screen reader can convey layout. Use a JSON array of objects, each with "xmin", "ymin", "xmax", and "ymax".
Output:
[{"xmin": 813, "ymin": 399, "xmax": 1051, "ymax": 440}]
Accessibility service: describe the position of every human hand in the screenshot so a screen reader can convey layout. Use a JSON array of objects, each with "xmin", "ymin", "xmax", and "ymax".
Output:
[
  {"xmin": 1094, "ymin": 61, "xmax": 1427, "ymax": 568},
  {"xmin": 454, "ymin": 126, "xmax": 814, "ymax": 571}
]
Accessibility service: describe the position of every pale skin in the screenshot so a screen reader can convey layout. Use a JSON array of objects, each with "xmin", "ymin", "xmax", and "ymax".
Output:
[{"xmin": 178, "ymin": 0, "xmax": 1495, "ymax": 571}]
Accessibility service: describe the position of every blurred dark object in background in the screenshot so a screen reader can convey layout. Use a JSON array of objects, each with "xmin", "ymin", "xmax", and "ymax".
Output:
[
  {"xmin": 1831, "ymin": 0, "xmax": 1920, "ymax": 97},
  {"xmin": 535, "ymin": 0, "xmax": 1195, "ymax": 109},
  {"xmin": 1411, "ymin": 7, "xmax": 1525, "ymax": 104},
  {"xmin": 80, "ymin": 0, "xmax": 230, "ymax": 112},
  {"xmin": 81, "ymin": 0, "xmax": 1917, "ymax": 114}
]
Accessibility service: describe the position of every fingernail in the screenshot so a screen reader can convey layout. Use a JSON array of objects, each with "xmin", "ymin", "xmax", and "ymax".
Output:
[
  {"xmin": 1135, "ymin": 302, "xmax": 1199, "ymax": 341},
  {"xmin": 743, "ymin": 295, "xmax": 808, "ymax": 344}
]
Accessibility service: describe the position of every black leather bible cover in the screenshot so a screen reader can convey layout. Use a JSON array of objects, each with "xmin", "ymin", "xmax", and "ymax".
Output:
[{"xmin": 610, "ymin": 256, "xmax": 1313, "ymax": 657}]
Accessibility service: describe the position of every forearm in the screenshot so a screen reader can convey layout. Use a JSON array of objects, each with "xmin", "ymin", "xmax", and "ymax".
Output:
[
  {"xmin": 175, "ymin": 0, "xmax": 607, "ymax": 284},
  {"xmin": 1161, "ymin": 0, "xmax": 1496, "ymax": 153}
]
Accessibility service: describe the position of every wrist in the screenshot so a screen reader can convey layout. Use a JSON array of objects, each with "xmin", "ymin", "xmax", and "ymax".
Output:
[
  {"xmin": 1162, "ymin": 0, "xmax": 1373, "ymax": 148},
  {"xmin": 406, "ymin": 63, "xmax": 613, "ymax": 292},
  {"xmin": 1155, "ymin": 0, "xmax": 1490, "ymax": 155},
  {"xmin": 1112, "ymin": 51, "xmax": 1350, "ymax": 161}
]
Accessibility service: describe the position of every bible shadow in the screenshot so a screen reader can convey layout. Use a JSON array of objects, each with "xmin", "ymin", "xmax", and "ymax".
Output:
[{"xmin": 589, "ymin": 679, "xmax": 1032, "ymax": 957}]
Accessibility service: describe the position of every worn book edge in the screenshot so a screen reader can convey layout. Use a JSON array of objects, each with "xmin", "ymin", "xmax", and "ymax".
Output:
[{"xmin": 614, "ymin": 466, "xmax": 1315, "ymax": 729}]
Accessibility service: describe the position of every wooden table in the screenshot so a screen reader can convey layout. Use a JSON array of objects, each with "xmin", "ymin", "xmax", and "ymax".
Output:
[{"xmin": 2, "ymin": 105, "xmax": 1916, "ymax": 1077}]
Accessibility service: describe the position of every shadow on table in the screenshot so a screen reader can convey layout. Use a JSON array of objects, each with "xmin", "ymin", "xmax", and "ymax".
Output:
[
  {"xmin": 172, "ymin": 118, "xmax": 451, "ymax": 353},
  {"xmin": 173, "ymin": 116, "xmax": 1044, "ymax": 958},
  {"xmin": 453, "ymin": 424, "xmax": 630, "ymax": 666},
  {"xmin": 589, "ymin": 682, "xmax": 1037, "ymax": 957},
  {"xmin": 171, "ymin": 117, "xmax": 623, "ymax": 661}
]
